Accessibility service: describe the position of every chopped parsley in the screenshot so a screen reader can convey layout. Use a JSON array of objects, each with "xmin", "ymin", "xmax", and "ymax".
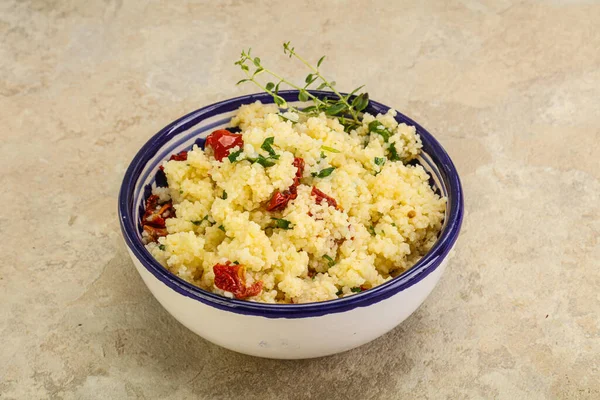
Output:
[
  {"xmin": 388, "ymin": 143, "xmax": 401, "ymax": 161},
  {"xmin": 158, "ymin": 244, "xmax": 166, "ymax": 251},
  {"xmin": 367, "ymin": 226, "xmax": 376, "ymax": 236},
  {"xmin": 233, "ymin": 261, "xmax": 240, "ymax": 265},
  {"xmin": 250, "ymin": 153, "xmax": 280, "ymax": 167},
  {"xmin": 260, "ymin": 137, "xmax": 277, "ymax": 156},
  {"xmin": 374, "ymin": 157, "xmax": 386, "ymax": 166},
  {"xmin": 368, "ymin": 120, "xmax": 391, "ymax": 142},
  {"xmin": 323, "ymin": 255, "xmax": 336, "ymax": 267},
  {"xmin": 222, "ymin": 191, "xmax": 228, "ymax": 200},
  {"xmin": 271, "ymin": 218, "xmax": 293, "ymax": 230},
  {"xmin": 218, "ymin": 225, "xmax": 225, "ymax": 232},
  {"xmin": 350, "ymin": 287, "xmax": 362, "ymax": 293},
  {"xmin": 321, "ymin": 145, "xmax": 340, "ymax": 153},
  {"xmin": 336, "ymin": 289, "xmax": 343, "ymax": 296},
  {"xmin": 320, "ymin": 151, "xmax": 326, "ymax": 159},
  {"xmin": 313, "ymin": 167, "xmax": 336, "ymax": 178},
  {"xmin": 227, "ymin": 149, "xmax": 243, "ymax": 163}
]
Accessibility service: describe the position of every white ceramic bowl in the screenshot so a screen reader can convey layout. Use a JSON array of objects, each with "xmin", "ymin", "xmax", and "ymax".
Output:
[{"xmin": 118, "ymin": 91, "xmax": 463, "ymax": 359}]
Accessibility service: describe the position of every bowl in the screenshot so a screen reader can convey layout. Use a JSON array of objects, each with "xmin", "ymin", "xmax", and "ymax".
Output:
[{"xmin": 118, "ymin": 90, "xmax": 463, "ymax": 359}]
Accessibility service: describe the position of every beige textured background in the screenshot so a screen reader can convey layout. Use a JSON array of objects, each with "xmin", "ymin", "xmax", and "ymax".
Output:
[{"xmin": 1, "ymin": 0, "xmax": 599, "ymax": 399}]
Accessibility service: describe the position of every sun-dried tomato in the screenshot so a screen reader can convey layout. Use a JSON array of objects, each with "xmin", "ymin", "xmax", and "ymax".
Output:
[
  {"xmin": 311, "ymin": 186, "xmax": 339, "ymax": 209},
  {"xmin": 292, "ymin": 157, "xmax": 305, "ymax": 186},
  {"xmin": 159, "ymin": 151, "xmax": 188, "ymax": 171},
  {"xmin": 141, "ymin": 194, "xmax": 174, "ymax": 242},
  {"xmin": 213, "ymin": 262, "xmax": 263, "ymax": 299},
  {"xmin": 143, "ymin": 225, "xmax": 168, "ymax": 242},
  {"xmin": 266, "ymin": 157, "xmax": 304, "ymax": 212},
  {"xmin": 205, "ymin": 129, "xmax": 244, "ymax": 161}
]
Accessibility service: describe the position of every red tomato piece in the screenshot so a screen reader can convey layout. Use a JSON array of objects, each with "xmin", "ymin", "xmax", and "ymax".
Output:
[
  {"xmin": 205, "ymin": 129, "xmax": 244, "ymax": 161},
  {"xmin": 141, "ymin": 194, "xmax": 175, "ymax": 242},
  {"xmin": 213, "ymin": 262, "xmax": 263, "ymax": 299},
  {"xmin": 311, "ymin": 186, "xmax": 339, "ymax": 209},
  {"xmin": 159, "ymin": 151, "xmax": 188, "ymax": 171},
  {"xmin": 266, "ymin": 157, "xmax": 304, "ymax": 212}
]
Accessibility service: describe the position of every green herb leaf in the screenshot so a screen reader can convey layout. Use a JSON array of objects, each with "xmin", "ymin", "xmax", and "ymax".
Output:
[
  {"xmin": 236, "ymin": 79, "xmax": 249, "ymax": 85},
  {"xmin": 251, "ymin": 154, "xmax": 280, "ymax": 167},
  {"xmin": 352, "ymin": 92, "xmax": 369, "ymax": 112},
  {"xmin": 266, "ymin": 82, "xmax": 275, "ymax": 91},
  {"xmin": 374, "ymin": 157, "xmax": 386, "ymax": 166},
  {"xmin": 388, "ymin": 143, "xmax": 401, "ymax": 161},
  {"xmin": 367, "ymin": 226, "xmax": 376, "ymax": 236},
  {"xmin": 321, "ymin": 145, "xmax": 340, "ymax": 153},
  {"xmin": 368, "ymin": 120, "xmax": 391, "ymax": 142},
  {"xmin": 317, "ymin": 56, "xmax": 326, "ymax": 68},
  {"xmin": 222, "ymin": 191, "xmax": 228, "ymax": 200},
  {"xmin": 253, "ymin": 57, "xmax": 261, "ymax": 67},
  {"xmin": 158, "ymin": 244, "xmax": 165, "ymax": 251},
  {"xmin": 325, "ymin": 103, "xmax": 347, "ymax": 116},
  {"xmin": 298, "ymin": 90, "xmax": 309, "ymax": 102},
  {"xmin": 271, "ymin": 218, "xmax": 293, "ymax": 230},
  {"xmin": 316, "ymin": 82, "xmax": 328, "ymax": 90},
  {"xmin": 273, "ymin": 95, "xmax": 286, "ymax": 107},
  {"xmin": 336, "ymin": 289, "xmax": 343, "ymax": 296},
  {"xmin": 278, "ymin": 113, "xmax": 298, "ymax": 124},
  {"xmin": 351, "ymin": 287, "xmax": 362, "ymax": 293},
  {"xmin": 323, "ymin": 255, "xmax": 335, "ymax": 267},
  {"xmin": 228, "ymin": 149, "xmax": 243, "ymax": 163},
  {"xmin": 218, "ymin": 225, "xmax": 225, "ymax": 232},
  {"xmin": 233, "ymin": 261, "xmax": 239, "ymax": 265},
  {"xmin": 260, "ymin": 137, "xmax": 276, "ymax": 156},
  {"xmin": 315, "ymin": 167, "xmax": 335, "ymax": 178},
  {"xmin": 305, "ymin": 74, "xmax": 314, "ymax": 84}
]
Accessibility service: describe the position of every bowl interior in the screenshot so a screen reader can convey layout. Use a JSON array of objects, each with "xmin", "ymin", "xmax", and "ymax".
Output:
[{"xmin": 119, "ymin": 90, "xmax": 463, "ymax": 317}]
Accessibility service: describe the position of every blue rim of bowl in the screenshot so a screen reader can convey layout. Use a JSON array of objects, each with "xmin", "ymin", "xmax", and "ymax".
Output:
[{"xmin": 118, "ymin": 90, "xmax": 464, "ymax": 319}]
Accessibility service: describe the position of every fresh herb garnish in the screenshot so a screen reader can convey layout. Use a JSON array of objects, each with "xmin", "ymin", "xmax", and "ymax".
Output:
[
  {"xmin": 336, "ymin": 289, "xmax": 343, "ymax": 296},
  {"xmin": 192, "ymin": 215, "xmax": 210, "ymax": 226},
  {"xmin": 228, "ymin": 149, "xmax": 243, "ymax": 163},
  {"xmin": 218, "ymin": 225, "xmax": 225, "ymax": 232},
  {"xmin": 374, "ymin": 157, "xmax": 386, "ymax": 166},
  {"xmin": 314, "ymin": 167, "xmax": 335, "ymax": 178},
  {"xmin": 388, "ymin": 143, "xmax": 401, "ymax": 161},
  {"xmin": 222, "ymin": 191, "xmax": 228, "ymax": 200},
  {"xmin": 179, "ymin": 190, "xmax": 183, "ymax": 194},
  {"xmin": 261, "ymin": 137, "xmax": 277, "ymax": 156},
  {"xmin": 233, "ymin": 261, "xmax": 240, "ymax": 265},
  {"xmin": 351, "ymin": 287, "xmax": 362, "ymax": 293},
  {"xmin": 368, "ymin": 121, "xmax": 392, "ymax": 142},
  {"xmin": 158, "ymin": 244, "xmax": 165, "ymax": 251},
  {"xmin": 234, "ymin": 42, "xmax": 369, "ymax": 128},
  {"xmin": 320, "ymin": 151, "xmax": 326, "ymax": 159},
  {"xmin": 367, "ymin": 226, "xmax": 376, "ymax": 236},
  {"xmin": 271, "ymin": 218, "xmax": 293, "ymax": 230},
  {"xmin": 321, "ymin": 145, "xmax": 340, "ymax": 153},
  {"xmin": 192, "ymin": 220, "xmax": 202, "ymax": 226},
  {"xmin": 249, "ymin": 153, "xmax": 280, "ymax": 167},
  {"xmin": 323, "ymin": 255, "xmax": 336, "ymax": 267}
]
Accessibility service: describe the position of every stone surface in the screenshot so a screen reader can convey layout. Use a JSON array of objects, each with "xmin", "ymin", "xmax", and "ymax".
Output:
[{"xmin": 1, "ymin": 0, "xmax": 599, "ymax": 399}]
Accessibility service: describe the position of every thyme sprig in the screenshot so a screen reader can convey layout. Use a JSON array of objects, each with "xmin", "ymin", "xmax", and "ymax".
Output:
[{"xmin": 234, "ymin": 42, "xmax": 369, "ymax": 131}]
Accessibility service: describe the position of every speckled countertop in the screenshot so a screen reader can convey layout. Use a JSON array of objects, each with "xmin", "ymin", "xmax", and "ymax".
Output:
[{"xmin": 1, "ymin": 0, "xmax": 599, "ymax": 399}]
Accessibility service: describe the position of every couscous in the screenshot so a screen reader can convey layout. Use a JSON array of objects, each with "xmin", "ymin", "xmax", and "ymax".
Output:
[{"xmin": 142, "ymin": 102, "xmax": 446, "ymax": 303}]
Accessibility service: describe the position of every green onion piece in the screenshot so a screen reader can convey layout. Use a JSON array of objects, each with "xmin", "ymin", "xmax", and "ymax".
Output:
[
  {"xmin": 321, "ymin": 145, "xmax": 340, "ymax": 153},
  {"xmin": 260, "ymin": 137, "xmax": 277, "ymax": 156},
  {"xmin": 315, "ymin": 167, "xmax": 335, "ymax": 178},
  {"xmin": 228, "ymin": 149, "xmax": 243, "ymax": 163},
  {"xmin": 323, "ymin": 255, "xmax": 335, "ymax": 267}
]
